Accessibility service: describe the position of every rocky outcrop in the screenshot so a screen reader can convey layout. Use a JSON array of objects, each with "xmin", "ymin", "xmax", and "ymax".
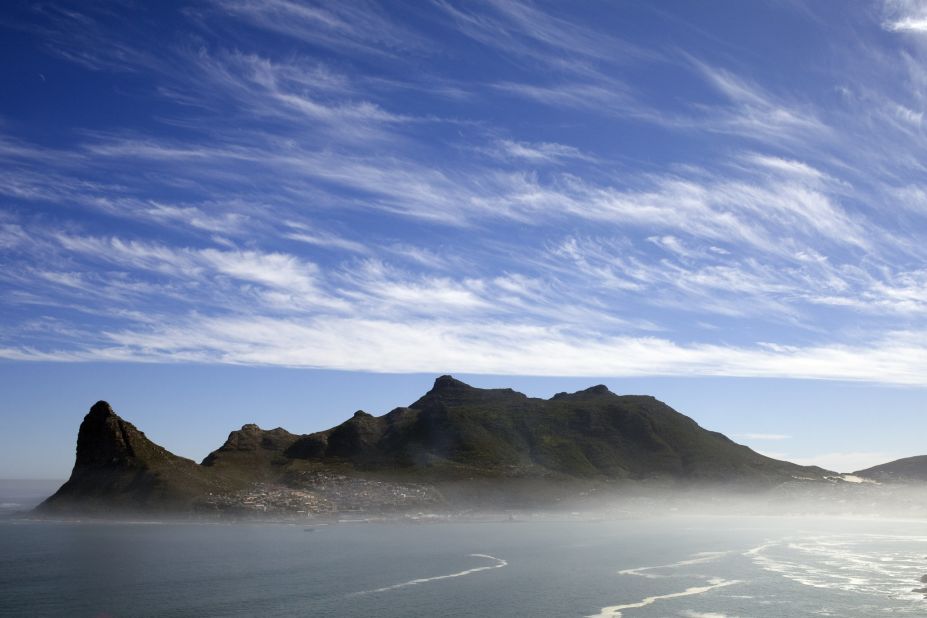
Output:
[
  {"xmin": 38, "ymin": 401, "xmax": 226, "ymax": 513},
  {"xmin": 200, "ymin": 423, "xmax": 300, "ymax": 483}
]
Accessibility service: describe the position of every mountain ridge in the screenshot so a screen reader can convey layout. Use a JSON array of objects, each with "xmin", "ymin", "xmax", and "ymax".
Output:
[{"xmin": 38, "ymin": 376, "xmax": 835, "ymax": 516}]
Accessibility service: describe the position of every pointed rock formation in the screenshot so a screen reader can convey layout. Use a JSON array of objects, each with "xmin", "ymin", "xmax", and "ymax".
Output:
[{"xmin": 38, "ymin": 401, "xmax": 225, "ymax": 514}]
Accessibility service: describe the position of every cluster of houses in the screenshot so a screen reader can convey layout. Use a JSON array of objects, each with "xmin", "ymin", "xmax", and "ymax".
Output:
[{"xmin": 198, "ymin": 471, "xmax": 441, "ymax": 518}]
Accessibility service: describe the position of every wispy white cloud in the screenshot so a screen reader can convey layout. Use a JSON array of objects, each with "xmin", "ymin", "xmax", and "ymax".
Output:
[
  {"xmin": 385, "ymin": 244, "xmax": 459, "ymax": 271},
  {"xmin": 283, "ymin": 231, "xmax": 369, "ymax": 255},
  {"xmin": 686, "ymin": 59, "xmax": 830, "ymax": 143},
  {"xmin": 888, "ymin": 18, "xmax": 927, "ymax": 32},
  {"xmin": 496, "ymin": 54, "xmax": 829, "ymax": 151},
  {"xmin": 6, "ymin": 122, "xmax": 926, "ymax": 342},
  {"xmin": 488, "ymin": 139, "xmax": 593, "ymax": 163},
  {"xmin": 883, "ymin": 0, "xmax": 927, "ymax": 32},
  {"xmin": 8, "ymin": 312, "xmax": 927, "ymax": 387},
  {"xmin": 339, "ymin": 259, "xmax": 491, "ymax": 315},
  {"xmin": 0, "ymin": 224, "xmax": 28, "ymax": 250},
  {"xmin": 52, "ymin": 234, "xmax": 344, "ymax": 311},
  {"xmin": 185, "ymin": 49, "xmax": 418, "ymax": 143},
  {"xmin": 207, "ymin": 0, "xmax": 425, "ymax": 57},
  {"xmin": 140, "ymin": 202, "xmax": 250, "ymax": 235},
  {"xmin": 494, "ymin": 80, "xmax": 633, "ymax": 114},
  {"xmin": 435, "ymin": 0, "xmax": 653, "ymax": 74},
  {"xmin": 22, "ymin": 4, "xmax": 169, "ymax": 73},
  {"xmin": 502, "ymin": 164, "xmax": 868, "ymax": 253}
]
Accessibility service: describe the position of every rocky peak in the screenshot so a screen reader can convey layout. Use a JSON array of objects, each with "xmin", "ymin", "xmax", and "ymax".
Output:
[
  {"xmin": 88, "ymin": 400, "xmax": 116, "ymax": 419},
  {"xmin": 409, "ymin": 375, "xmax": 476, "ymax": 410},
  {"xmin": 431, "ymin": 375, "xmax": 471, "ymax": 391},
  {"xmin": 550, "ymin": 385, "xmax": 614, "ymax": 401},
  {"xmin": 202, "ymin": 423, "xmax": 298, "ymax": 464},
  {"xmin": 73, "ymin": 400, "xmax": 170, "ymax": 470},
  {"xmin": 40, "ymin": 401, "xmax": 216, "ymax": 513}
]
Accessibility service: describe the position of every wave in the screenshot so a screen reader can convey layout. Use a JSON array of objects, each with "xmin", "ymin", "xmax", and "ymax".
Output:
[
  {"xmin": 746, "ymin": 534, "xmax": 927, "ymax": 601},
  {"xmin": 587, "ymin": 578, "xmax": 740, "ymax": 618},
  {"xmin": 349, "ymin": 553, "xmax": 508, "ymax": 596},
  {"xmin": 593, "ymin": 550, "xmax": 739, "ymax": 617},
  {"xmin": 618, "ymin": 552, "xmax": 729, "ymax": 579}
]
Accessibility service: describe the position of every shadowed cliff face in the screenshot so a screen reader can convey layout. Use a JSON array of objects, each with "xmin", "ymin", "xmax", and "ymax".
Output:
[
  {"xmin": 38, "ymin": 377, "xmax": 836, "ymax": 515},
  {"xmin": 74, "ymin": 401, "xmax": 177, "ymax": 469},
  {"xmin": 38, "ymin": 401, "xmax": 227, "ymax": 514}
]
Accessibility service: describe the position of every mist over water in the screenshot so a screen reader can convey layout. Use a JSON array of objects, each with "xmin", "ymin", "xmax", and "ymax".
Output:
[
  {"xmin": 4, "ymin": 512, "xmax": 927, "ymax": 617},
  {"xmin": 0, "ymin": 480, "xmax": 64, "ymax": 515}
]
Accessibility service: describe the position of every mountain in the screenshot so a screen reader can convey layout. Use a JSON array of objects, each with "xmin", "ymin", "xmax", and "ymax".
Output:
[
  {"xmin": 283, "ymin": 375, "xmax": 820, "ymax": 483},
  {"xmin": 202, "ymin": 423, "xmax": 300, "ymax": 482},
  {"xmin": 39, "ymin": 401, "xmax": 231, "ymax": 513},
  {"xmin": 855, "ymin": 456, "xmax": 927, "ymax": 483},
  {"xmin": 37, "ymin": 377, "xmax": 831, "ymax": 516}
]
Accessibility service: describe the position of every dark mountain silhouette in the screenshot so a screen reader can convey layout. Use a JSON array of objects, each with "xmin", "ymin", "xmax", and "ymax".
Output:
[
  {"xmin": 37, "ymin": 377, "xmax": 832, "ymax": 515},
  {"xmin": 40, "ymin": 401, "xmax": 229, "ymax": 513}
]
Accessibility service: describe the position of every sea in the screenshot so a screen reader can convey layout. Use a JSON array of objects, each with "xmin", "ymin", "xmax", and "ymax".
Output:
[{"xmin": 3, "ymin": 481, "xmax": 927, "ymax": 617}]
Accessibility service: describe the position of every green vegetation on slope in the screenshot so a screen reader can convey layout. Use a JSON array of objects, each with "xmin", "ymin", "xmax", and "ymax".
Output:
[{"xmin": 38, "ymin": 377, "xmax": 832, "ymax": 514}]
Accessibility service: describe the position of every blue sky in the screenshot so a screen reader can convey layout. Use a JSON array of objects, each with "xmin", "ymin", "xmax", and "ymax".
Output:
[{"xmin": 3, "ymin": 0, "xmax": 927, "ymax": 478}]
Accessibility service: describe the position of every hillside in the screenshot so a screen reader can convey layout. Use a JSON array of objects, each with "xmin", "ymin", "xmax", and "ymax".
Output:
[
  {"xmin": 284, "ymin": 376, "xmax": 823, "ymax": 484},
  {"xmin": 37, "ymin": 376, "xmax": 832, "ymax": 516},
  {"xmin": 855, "ymin": 456, "xmax": 927, "ymax": 483}
]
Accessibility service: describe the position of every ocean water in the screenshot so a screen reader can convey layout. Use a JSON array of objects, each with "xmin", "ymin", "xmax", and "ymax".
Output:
[{"xmin": 3, "ymin": 516, "xmax": 927, "ymax": 617}]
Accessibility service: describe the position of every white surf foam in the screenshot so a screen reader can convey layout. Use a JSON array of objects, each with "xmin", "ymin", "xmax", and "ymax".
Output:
[
  {"xmin": 746, "ymin": 534, "xmax": 927, "ymax": 601},
  {"xmin": 587, "ymin": 578, "xmax": 740, "ymax": 618},
  {"xmin": 349, "ymin": 553, "xmax": 507, "ymax": 596},
  {"xmin": 618, "ymin": 552, "xmax": 728, "ymax": 579}
]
